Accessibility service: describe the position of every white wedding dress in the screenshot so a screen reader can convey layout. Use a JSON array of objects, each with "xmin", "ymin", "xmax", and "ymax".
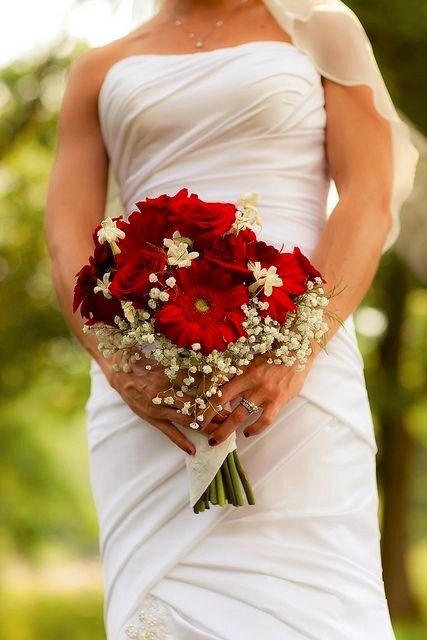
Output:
[{"xmin": 84, "ymin": 6, "xmax": 418, "ymax": 638}]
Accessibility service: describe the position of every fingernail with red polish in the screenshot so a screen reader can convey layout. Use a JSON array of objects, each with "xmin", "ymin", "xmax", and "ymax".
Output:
[
  {"xmin": 208, "ymin": 438, "xmax": 217, "ymax": 446},
  {"xmin": 187, "ymin": 447, "xmax": 196, "ymax": 455},
  {"xmin": 244, "ymin": 431, "xmax": 250, "ymax": 437}
]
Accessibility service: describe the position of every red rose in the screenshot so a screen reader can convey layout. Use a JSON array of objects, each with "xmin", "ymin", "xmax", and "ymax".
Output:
[
  {"xmin": 253, "ymin": 240, "xmax": 280, "ymax": 265},
  {"xmin": 252, "ymin": 242, "xmax": 308, "ymax": 324},
  {"xmin": 203, "ymin": 228, "xmax": 257, "ymax": 281},
  {"xmin": 154, "ymin": 261, "xmax": 249, "ymax": 355},
  {"xmin": 109, "ymin": 246, "xmax": 167, "ymax": 307},
  {"xmin": 136, "ymin": 190, "xmax": 187, "ymax": 215},
  {"xmin": 167, "ymin": 188, "xmax": 237, "ymax": 245},
  {"xmin": 127, "ymin": 189, "xmax": 195, "ymax": 251},
  {"xmin": 73, "ymin": 244, "xmax": 122, "ymax": 326},
  {"xmin": 115, "ymin": 209, "xmax": 170, "ymax": 262},
  {"xmin": 292, "ymin": 246, "xmax": 326, "ymax": 283}
]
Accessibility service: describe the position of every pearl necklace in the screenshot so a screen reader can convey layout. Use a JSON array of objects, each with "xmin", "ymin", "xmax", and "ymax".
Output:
[{"xmin": 173, "ymin": 0, "xmax": 251, "ymax": 49}]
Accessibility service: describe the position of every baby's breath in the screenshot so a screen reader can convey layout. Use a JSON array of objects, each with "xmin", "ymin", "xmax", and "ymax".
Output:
[{"xmin": 84, "ymin": 281, "xmax": 330, "ymax": 426}]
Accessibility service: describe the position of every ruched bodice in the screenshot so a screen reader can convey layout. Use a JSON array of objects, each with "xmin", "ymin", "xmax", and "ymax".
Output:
[
  {"xmin": 87, "ymin": 40, "xmax": 395, "ymax": 639},
  {"xmin": 98, "ymin": 40, "xmax": 329, "ymax": 252}
]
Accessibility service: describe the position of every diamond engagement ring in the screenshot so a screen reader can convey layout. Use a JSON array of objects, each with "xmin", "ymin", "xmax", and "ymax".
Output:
[{"xmin": 240, "ymin": 398, "xmax": 260, "ymax": 415}]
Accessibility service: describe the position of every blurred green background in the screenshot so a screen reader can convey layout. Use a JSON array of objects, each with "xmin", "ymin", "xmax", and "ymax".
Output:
[{"xmin": 0, "ymin": 0, "xmax": 426, "ymax": 638}]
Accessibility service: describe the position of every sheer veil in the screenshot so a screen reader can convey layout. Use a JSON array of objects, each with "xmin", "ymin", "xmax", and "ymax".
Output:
[{"xmin": 123, "ymin": 0, "xmax": 419, "ymax": 253}]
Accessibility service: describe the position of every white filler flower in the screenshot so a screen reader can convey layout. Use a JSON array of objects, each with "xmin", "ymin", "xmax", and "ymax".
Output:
[
  {"xmin": 248, "ymin": 261, "xmax": 283, "ymax": 297},
  {"xmin": 97, "ymin": 217, "xmax": 126, "ymax": 255},
  {"xmin": 164, "ymin": 230, "xmax": 199, "ymax": 268},
  {"xmin": 93, "ymin": 272, "xmax": 112, "ymax": 298},
  {"xmin": 122, "ymin": 301, "xmax": 137, "ymax": 324},
  {"xmin": 233, "ymin": 191, "xmax": 262, "ymax": 232}
]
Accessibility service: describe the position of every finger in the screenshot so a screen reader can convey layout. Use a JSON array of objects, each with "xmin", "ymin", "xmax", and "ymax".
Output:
[
  {"xmin": 176, "ymin": 398, "xmax": 231, "ymax": 430},
  {"xmin": 141, "ymin": 413, "xmax": 197, "ymax": 456},
  {"xmin": 202, "ymin": 390, "xmax": 264, "ymax": 436},
  {"xmin": 130, "ymin": 394, "xmax": 199, "ymax": 429},
  {"xmin": 211, "ymin": 410, "xmax": 230, "ymax": 424},
  {"xmin": 158, "ymin": 406, "xmax": 198, "ymax": 428},
  {"xmin": 206, "ymin": 395, "xmax": 264, "ymax": 446},
  {"xmin": 200, "ymin": 377, "xmax": 253, "ymax": 430},
  {"xmin": 126, "ymin": 382, "xmax": 196, "ymax": 413},
  {"xmin": 123, "ymin": 388, "xmax": 197, "ymax": 454},
  {"xmin": 243, "ymin": 403, "xmax": 278, "ymax": 438}
]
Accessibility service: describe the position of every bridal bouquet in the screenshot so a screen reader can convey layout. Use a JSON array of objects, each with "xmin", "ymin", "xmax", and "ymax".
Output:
[{"xmin": 73, "ymin": 188, "xmax": 331, "ymax": 513}]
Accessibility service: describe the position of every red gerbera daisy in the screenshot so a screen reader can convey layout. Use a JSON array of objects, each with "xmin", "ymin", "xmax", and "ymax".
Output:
[{"xmin": 154, "ymin": 261, "xmax": 249, "ymax": 355}]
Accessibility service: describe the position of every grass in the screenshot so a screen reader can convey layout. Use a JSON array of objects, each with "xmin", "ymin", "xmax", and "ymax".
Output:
[
  {"xmin": 1, "ymin": 590, "xmax": 105, "ymax": 640},
  {"xmin": 394, "ymin": 621, "xmax": 427, "ymax": 640}
]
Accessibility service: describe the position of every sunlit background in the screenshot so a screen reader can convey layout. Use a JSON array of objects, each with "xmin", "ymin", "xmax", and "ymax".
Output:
[{"xmin": 0, "ymin": 1, "xmax": 426, "ymax": 638}]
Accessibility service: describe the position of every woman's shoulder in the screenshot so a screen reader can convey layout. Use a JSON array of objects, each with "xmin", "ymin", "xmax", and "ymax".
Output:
[{"xmin": 66, "ymin": 25, "xmax": 157, "ymax": 102}]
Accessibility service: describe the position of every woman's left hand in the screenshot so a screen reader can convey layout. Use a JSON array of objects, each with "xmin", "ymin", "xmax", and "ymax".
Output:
[{"xmin": 197, "ymin": 355, "xmax": 312, "ymax": 446}]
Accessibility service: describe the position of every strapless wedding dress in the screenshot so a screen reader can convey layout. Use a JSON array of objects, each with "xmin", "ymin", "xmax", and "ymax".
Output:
[{"xmin": 86, "ymin": 40, "xmax": 396, "ymax": 639}]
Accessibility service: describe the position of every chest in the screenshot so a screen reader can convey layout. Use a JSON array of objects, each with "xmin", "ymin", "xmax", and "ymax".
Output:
[{"xmin": 98, "ymin": 44, "xmax": 326, "ymax": 144}]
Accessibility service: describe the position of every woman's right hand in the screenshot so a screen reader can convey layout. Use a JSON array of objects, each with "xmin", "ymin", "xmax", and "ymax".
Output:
[{"xmin": 100, "ymin": 352, "xmax": 198, "ymax": 456}]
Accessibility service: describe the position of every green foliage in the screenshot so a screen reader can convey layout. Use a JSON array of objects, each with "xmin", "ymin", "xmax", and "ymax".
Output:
[
  {"xmin": 348, "ymin": 0, "xmax": 427, "ymax": 134},
  {"xmin": 0, "ymin": 43, "xmax": 97, "ymax": 561},
  {"xmin": 1, "ymin": 591, "xmax": 104, "ymax": 640}
]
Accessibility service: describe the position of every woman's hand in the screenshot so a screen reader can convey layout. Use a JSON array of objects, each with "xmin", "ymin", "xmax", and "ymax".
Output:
[
  {"xmin": 197, "ymin": 355, "xmax": 312, "ymax": 446},
  {"xmin": 100, "ymin": 352, "xmax": 198, "ymax": 456}
]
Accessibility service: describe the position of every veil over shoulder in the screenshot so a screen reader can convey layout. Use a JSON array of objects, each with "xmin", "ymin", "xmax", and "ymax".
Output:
[{"xmin": 122, "ymin": 0, "xmax": 419, "ymax": 253}]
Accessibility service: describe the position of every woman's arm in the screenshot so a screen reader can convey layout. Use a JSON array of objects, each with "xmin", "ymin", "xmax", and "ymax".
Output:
[
  {"xmin": 45, "ymin": 52, "xmax": 110, "ymax": 363},
  {"xmin": 200, "ymin": 79, "xmax": 394, "ymax": 445},
  {"xmin": 307, "ymin": 80, "xmax": 393, "ymax": 353},
  {"xmin": 45, "ymin": 51, "xmax": 197, "ymax": 455}
]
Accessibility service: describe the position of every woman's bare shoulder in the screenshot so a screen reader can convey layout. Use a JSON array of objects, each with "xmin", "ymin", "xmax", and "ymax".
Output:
[{"xmin": 65, "ymin": 24, "xmax": 158, "ymax": 102}]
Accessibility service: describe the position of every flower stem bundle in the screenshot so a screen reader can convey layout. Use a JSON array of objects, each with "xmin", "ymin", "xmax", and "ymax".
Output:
[{"xmin": 193, "ymin": 451, "xmax": 255, "ymax": 513}]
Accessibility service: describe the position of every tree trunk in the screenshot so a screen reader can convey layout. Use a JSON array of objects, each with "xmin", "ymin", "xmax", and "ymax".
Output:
[
  {"xmin": 379, "ymin": 413, "xmax": 417, "ymax": 617},
  {"xmin": 377, "ymin": 256, "xmax": 419, "ymax": 618}
]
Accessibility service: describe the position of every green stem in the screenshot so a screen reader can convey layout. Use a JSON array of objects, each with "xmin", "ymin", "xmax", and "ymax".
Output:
[
  {"xmin": 216, "ymin": 468, "xmax": 226, "ymax": 506},
  {"xmin": 210, "ymin": 476, "xmax": 218, "ymax": 504},
  {"xmin": 227, "ymin": 452, "xmax": 244, "ymax": 506},
  {"xmin": 193, "ymin": 495, "xmax": 203, "ymax": 514},
  {"xmin": 222, "ymin": 457, "xmax": 237, "ymax": 506},
  {"xmin": 233, "ymin": 450, "xmax": 256, "ymax": 505},
  {"xmin": 203, "ymin": 487, "xmax": 210, "ymax": 509}
]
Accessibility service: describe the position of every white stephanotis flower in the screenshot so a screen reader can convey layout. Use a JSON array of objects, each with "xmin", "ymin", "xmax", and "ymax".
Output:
[
  {"xmin": 248, "ymin": 261, "xmax": 283, "ymax": 297},
  {"xmin": 93, "ymin": 272, "xmax": 112, "ymax": 298},
  {"xmin": 232, "ymin": 191, "xmax": 262, "ymax": 233},
  {"xmin": 97, "ymin": 217, "xmax": 126, "ymax": 254},
  {"xmin": 164, "ymin": 231, "xmax": 199, "ymax": 268}
]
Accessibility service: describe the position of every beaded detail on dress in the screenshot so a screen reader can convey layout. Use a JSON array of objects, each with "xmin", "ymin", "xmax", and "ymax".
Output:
[{"xmin": 124, "ymin": 594, "xmax": 169, "ymax": 639}]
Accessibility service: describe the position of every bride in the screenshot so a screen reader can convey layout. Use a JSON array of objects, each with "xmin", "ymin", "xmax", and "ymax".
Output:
[{"xmin": 45, "ymin": 0, "xmax": 418, "ymax": 638}]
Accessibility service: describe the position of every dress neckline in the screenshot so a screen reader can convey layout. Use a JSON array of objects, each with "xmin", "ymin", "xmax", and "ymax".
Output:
[{"xmin": 99, "ymin": 39, "xmax": 299, "ymax": 103}]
